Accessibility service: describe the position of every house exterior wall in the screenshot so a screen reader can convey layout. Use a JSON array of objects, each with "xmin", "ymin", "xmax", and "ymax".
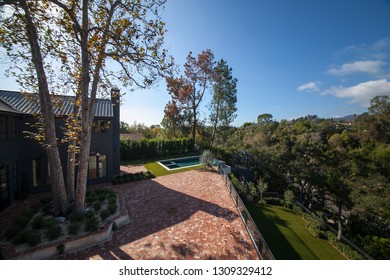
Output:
[{"xmin": 0, "ymin": 91, "xmax": 120, "ymax": 211}]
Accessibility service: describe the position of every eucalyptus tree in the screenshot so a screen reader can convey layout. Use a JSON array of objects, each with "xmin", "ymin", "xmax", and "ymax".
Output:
[{"xmin": 0, "ymin": 0, "xmax": 173, "ymax": 214}]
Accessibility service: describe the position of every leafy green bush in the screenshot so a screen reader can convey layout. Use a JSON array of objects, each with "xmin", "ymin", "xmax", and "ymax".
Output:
[
  {"xmin": 26, "ymin": 230, "xmax": 41, "ymax": 247},
  {"xmin": 264, "ymin": 197, "xmax": 283, "ymax": 206},
  {"xmin": 12, "ymin": 229, "xmax": 30, "ymax": 245},
  {"xmin": 45, "ymin": 223, "xmax": 62, "ymax": 240},
  {"xmin": 327, "ymin": 232, "xmax": 365, "ymax": 260},
  {"xmin": 93, "ymin": 201, "xmax": 102, "ymax": 211},
  {"xmin": 31, "ymin": 215, "xmax": 45, "ymax": 230},
  {"xmin": 67, "ymin": 222, "xmax": 81, "ymax": 235},
  {"xmin": 100, "ymin": 209, "xmax": 111, "ymax": 221},
  {"xmin": 108, "ymin": 203, "xmax": 118, "ymax": 215},
  {"xmin": 84, "ymin": 215, "xmax": 99, "ymax": 232}
]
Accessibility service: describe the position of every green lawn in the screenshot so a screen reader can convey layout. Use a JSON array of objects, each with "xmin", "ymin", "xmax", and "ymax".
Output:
[
  {"xmin": 143, "ymin": 161, "xmax": 204, "ymax": 177},
  {"xmin": 246, "ymin": 202, "xmax": 347, "ymax": 260}
]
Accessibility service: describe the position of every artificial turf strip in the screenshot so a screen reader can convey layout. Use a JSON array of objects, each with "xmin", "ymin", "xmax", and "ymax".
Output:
[
  {"xmin": 143, "ymin": 161, "xmax": 204, "ymax": 177},
  {"xmin": 246, "ymin": 202, "xmax": 347, "ymax": 260}
]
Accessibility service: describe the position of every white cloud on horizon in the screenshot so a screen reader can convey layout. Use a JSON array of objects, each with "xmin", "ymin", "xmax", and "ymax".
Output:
[
  {"xmin": 321, "ymin": 79, "xmax": 390, "ymax": 107},
  {"xmin": 327, "ymin": 60, "xmax": 385, "ymax": 76},
  {"xmin": 297, "ymin": 81, "xmax": 321, "ymax": 92}
]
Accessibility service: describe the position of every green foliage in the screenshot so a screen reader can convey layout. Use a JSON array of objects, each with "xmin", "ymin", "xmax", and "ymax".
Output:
[
  {"xmin": 84, "ymin": 215, "xmax": 99, "ymax": 232},
  {"xmin": 284, "ymin": 190, "xmax": 295, "ymax": 208},
  {"xmin": 67, "ymin": 222, "xmax": 82, "ymax": 235},
  {"xmin": 120, "ymin": 138, "xmax": 194, "ymax": 161},
  {"xmin": 113, "ymin": 171, "xmax": 155, "ymax": 184},
  {"xmin": 200, "ymin": 150, "xmax": 214, "ymax": 169},
  {"xmin": 100, "ymin": 209, "xmax": 111, "ymax": 221}
]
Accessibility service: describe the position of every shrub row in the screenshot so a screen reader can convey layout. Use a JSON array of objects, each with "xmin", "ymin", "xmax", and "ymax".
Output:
[
  {"xmin": 113, "ymin": 171, "xmax": 155, "ymax": 185},
  {"xmin": 120, "ymin": 138, "xmax": 194, "ymax": 161}
]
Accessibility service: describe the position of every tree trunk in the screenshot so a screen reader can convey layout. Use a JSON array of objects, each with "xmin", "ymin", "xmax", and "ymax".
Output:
[
  {"xmin": 192, "ymin": 101, "xmax": 197, "ymax": 145},
  {"xmin": 74, "ymin": 0, "xmax": 91, "ymax": 214},
  {"xmin": 337, "ymin": 203, "xmax": 343, "ymax": 241},
  {"xmin": 210, "ymin": 98, "xmax": 220, "ymax": 147},
  {"xmin": 21, "ymin": 0, "xmax": 69, "ymax": 215}
]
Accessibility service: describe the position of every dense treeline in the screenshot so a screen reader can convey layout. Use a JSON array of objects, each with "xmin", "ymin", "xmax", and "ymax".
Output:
[
  {"xmin": 212, "ymin": 95, "xmax": 390, "ymax": 259},
  {"xmin": 120, "ymin": 138, "xmax": 194, "ymax": 161}
]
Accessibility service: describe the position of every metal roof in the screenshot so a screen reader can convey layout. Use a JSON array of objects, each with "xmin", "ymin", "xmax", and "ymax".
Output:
[{"xmin": 0, "ymin": 90, "xmax": 113, "ymax": 117}]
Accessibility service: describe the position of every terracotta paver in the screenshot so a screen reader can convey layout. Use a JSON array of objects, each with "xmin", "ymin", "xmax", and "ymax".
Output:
[
  {"xmin": 0, "ymin": 169, "xmax": 259, "ymax": 260},
  {"xmin": 63, "ymin": 170, "xmax": 259, "ymax": 260}
]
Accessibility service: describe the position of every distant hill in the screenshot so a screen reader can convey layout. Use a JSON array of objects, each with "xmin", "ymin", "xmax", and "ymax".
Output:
[{"xmin": 333, "ymin": 114, "xmax": 359, "ymax": 122}]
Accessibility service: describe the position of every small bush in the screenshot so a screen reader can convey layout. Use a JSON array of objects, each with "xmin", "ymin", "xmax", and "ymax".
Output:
[
  {"xmin": 100, "ymin": 209, "xmax": 111, "ymax": 221},
  {"xmin": 84, "ymin": 209, "xmax": 96, "ymax": 219},
  {"xmin": 12, "ymin": 229, "xmax": 30, "ymax": 245},
  {"xmin": 26, "ymin": 230, "xmax": 41, "ymax": 247},
  {"xmin": 293, "ymin": 205, "xmax": 303, "ymax": 216},
  {"xmin": 108, "ymin": 204, "xmax": 117, "ymax": 215},
  {"xmin": 14, "ymin": 215, "xmax": 30, "ymax": 228},
  {"xmin": 264, "ymin": 197, "xmax": 283, "ymax": 206},
  {"xmin": 86, "ymin": 192, "xmax": 97, "ymax": 204},
  {"xmin": 68, "ymin": 212, "xmax": 84, "ymax": 223},
  {"xmin": 31, "ymin": 215, "xmax": 45, "ymax": 229},
  {"xmin": 93, "ymin": 201, "xmax": 102, "ymax": 211},
  {"xmin": 257, "ymin": 199, "xmax": 267, "ymax": 207},
  {"xmin": 98, "ymin": 194, "xmax": 107, "ymax": 202},
  {"xmin": 45, "ymin": 223, "xmax": 62, "ymax": 240},
  {"xmin": 84, "ymin": 215, "xmax": 99, "ymax": 232},
  {"xmin": 67, "ymin": 222, "xmax": 81, "ymax": 235}
]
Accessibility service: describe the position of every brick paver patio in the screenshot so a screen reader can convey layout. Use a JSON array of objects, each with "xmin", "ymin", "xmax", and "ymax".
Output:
[
  {"xmin": 0, "ymin": 169, "xmax": 259, "ymax": 260},
  {"xmin": 63, "ymin": 170, "xmax": 259, "ymax": 260}
]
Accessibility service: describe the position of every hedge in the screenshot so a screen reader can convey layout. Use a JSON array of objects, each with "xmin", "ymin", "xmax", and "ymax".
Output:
[{"xmin": 120, "ymin": 138, "xmax": 194, "ymax": 161}]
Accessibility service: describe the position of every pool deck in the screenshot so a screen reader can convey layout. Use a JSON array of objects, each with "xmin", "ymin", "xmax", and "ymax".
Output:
[{"xmin": 63, "ymin": 170, "xmax": 259, "ymax": 259}]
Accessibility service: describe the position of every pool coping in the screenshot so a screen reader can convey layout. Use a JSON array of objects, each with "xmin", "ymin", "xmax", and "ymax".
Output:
[{"xmin": 157, "ymin": 155, "xmax": 203, "ymax": 171}]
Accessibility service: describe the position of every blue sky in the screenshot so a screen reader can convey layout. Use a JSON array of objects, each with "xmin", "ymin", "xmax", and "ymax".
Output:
[{"xmin": 1, "ymin": 0, "xmax": 390, "ymax": 126}]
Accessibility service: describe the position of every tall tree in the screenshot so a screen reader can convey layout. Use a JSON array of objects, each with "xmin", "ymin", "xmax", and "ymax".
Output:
[
  {"xmin": 166, "ymin": 49, "xmax": 215, "ymax": 144},
  {"xmin": 0, "ymin": 0, "xmax": 173, "ymax": 214},
  {"xmin": 209, "ymin": 59, "xmax": 237, "ymax": 146}
]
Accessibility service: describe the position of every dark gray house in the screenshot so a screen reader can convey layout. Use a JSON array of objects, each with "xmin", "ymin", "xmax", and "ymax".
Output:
[{"xmin": 0, "ymin": 89, "xmax": 120, "ymax": 211}]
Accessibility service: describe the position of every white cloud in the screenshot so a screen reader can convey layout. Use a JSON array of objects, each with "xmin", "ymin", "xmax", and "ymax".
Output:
[
  {"xmin": 322, "ymin": 79, "xmax": 390, "ymax": 107},
  {"xmin": 327, "ymin": 60, "xmax": 385, "ymax": 76},
  {"xmin": 297, "ymin": 81, "xmax": 321, "ymax": 92}
]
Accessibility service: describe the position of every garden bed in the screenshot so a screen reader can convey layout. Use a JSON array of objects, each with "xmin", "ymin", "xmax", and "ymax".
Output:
[{"xmin": 0, "ymin": 187, "xmax": 129, "ymax": 259}]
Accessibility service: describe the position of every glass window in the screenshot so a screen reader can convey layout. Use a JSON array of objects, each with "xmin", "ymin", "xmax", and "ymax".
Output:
[
  {"xmin": 0, "ymin": 116, "xmax": 7, "ymax": 140},
  {"xmin": 98, "ymin": 155, "xmax": 107, "ymax": 178},
  {"xmin": 0, "ymin": 165, "xmax": 8, "ymax": 201},
  {"xmin": 88, "ymin": 154, "xmax": 107, "ymax": 179},
  {"xmin": 32, "ymin": 159, "xmax": 50, "ymax": 187},
  {"xmin": 32, "ymin": 159, "xmax": 41, "ymax": 187},
  {"xmin": 88, "ymin": 156, "xmax": 97, "ymax": 179}
]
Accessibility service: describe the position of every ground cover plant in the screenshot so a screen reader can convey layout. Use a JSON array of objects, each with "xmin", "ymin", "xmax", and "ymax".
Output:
[
  {"xmin": 113, "ymin": 171, "xmax": 155, "ymax": 185},
  {"xmin": 4, "ymin": 188, "xmax": 118, "ymax": 249}
]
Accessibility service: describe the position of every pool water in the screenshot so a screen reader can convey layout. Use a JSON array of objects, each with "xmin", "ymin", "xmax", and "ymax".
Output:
[{"xmin": 158, "ymin": 156, "xmax": 201, "ymax": 170}]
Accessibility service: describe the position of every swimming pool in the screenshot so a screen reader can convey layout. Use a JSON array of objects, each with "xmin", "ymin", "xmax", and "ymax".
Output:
[{"xmin": 157, "ymin": 155, "xmax": 202, "ymax": 170}]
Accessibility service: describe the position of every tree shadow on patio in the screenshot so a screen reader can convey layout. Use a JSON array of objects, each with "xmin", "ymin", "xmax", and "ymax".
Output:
[{"xmin": 60, "ymin": 171, "xmax": 257, "ymax": 260}]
